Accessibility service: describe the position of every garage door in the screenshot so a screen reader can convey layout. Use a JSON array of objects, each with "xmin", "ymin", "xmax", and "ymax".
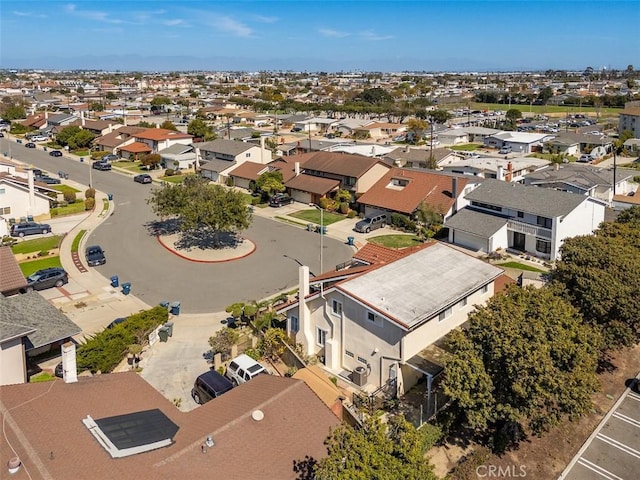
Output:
[
  {"xmin": 452, "ymin": 230, "xmax": 487, "ymax": 253},
  {"xmin": 291, "ymin": 190, "xmax": 311, "ymax": 204}
]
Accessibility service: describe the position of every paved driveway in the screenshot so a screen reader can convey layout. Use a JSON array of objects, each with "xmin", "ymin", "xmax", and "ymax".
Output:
[{"xmin": 560, "ymin": 379, "xmax": 640, "ymax": 480}]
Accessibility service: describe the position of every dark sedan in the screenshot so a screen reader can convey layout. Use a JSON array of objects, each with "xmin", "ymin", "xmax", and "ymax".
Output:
[
  {"xmin": 49, "ymin": 150, "xmax": 63, "ymax": 157},
  {"xmin": 25, "ymin": 142, "xmax": 36, "ymax": 148},
  {"xmin": 134, "ymin": 174, "xmax": 152, "ymax": 184},
  {"xmin": 92, "ymin": 161, "xmax": 112, "ymax": 171},
  {"xmin": 85, "ymin": 245, "xmax": 106, "ymax": 266},
  {"xmin": 25, "ymin": 267, "xmax": 68, "ymax": 291}
]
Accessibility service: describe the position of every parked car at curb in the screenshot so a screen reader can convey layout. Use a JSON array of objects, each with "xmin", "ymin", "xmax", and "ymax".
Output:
[
  {"xmin": 578, "ymin": 154, "xmax": 594, "ymax": 163},
  {"xmin": 35, "ymin": 175, "xmax": 61, "ymax": 184},
  {"xmin": 268, "ymin": 193, "xmax": 294, "ymax": 207},
  {"xmin": 225, "ymin": 354, "xmax": 268, "ymax": 386},
  {"xmin": 92, "ymin": 161, "xmax": 112, "ymax": 171},
  {"xmin": 24, "ymin": 267, "xmax": 68, "ymax": 291},
  {"xmin": 134, "ymin": 173, "xmax": 152, "ymax": 184},
  {"xmin": 25, "ymin": 142, "xmax": 36, "ymax": 148},
  {"xmin": 101, "ymin": 153, "xmax": 118, "ymax": 162},
  {"xmin": 10, "ymin": 222, "xmax": 51, "ymax": 237},
  {"xmin": 85, "ymin": 245, "xmax": 106, "ymax": 266},
  {"xmin": 49, "ymin": 150, "xmax": 63, "ymax": 157},
  {"xmin": 191, "ymin": 370, "xmax": 234, "ymax": 405}
]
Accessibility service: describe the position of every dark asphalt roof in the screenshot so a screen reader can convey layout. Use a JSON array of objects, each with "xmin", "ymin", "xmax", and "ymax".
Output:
[{"xmin": 444, "ymin": 208, "xmax": 509, "ymax": 237}]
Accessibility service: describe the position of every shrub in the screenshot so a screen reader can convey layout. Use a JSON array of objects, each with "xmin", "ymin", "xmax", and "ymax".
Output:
[
  {"xmin": 165, "ymin": 168, "xmax": 175, "ymax": 176},
  {"xmin": 208, "ymin": 327, "xmax": 240, "ymax": 357},
  {"xmin": 84, "ymin": 197, "xmax": 95, "ymax": 211},
  {"xmin": 85, "ymin": 187, "xmax": 96, "ymax": 199},
  {"xmin": 63, "ymin": 191, "xmax": 76, "ymax": 203},
  {"xmin": 258, "ymin": 328, "xmax": 288, "ymax": 360},
  {"xmin": 390, "ymin": 212, "xmax": 416, "ymax": 232},
  {"xmin": 251, "ymin": 196, "xmax": 260, "ymax": 205},
  {"xmin": 226, "ymin": 176, "xmax": 235, "ymax": 187},
  {"xmin": 243, "ymin": 348, "xmax": 261, "ymax": 360},
  {"xmin": 319, "ymin": 197, "xmax": 337, "ymax": 211},
  {"xmin": 37, "ymin": 250, "xmax": 49, "ymax": 257},
  {"xmin": 339, "ymin": 202, "xmax": 349, "ymax": 214},
  {"xmin": 2, "ymin": 236, "xmax": 16, "ymax": 246},
  {"xmin": 347, "ymin": 210, "xmax": 357, "ymax": 219}
]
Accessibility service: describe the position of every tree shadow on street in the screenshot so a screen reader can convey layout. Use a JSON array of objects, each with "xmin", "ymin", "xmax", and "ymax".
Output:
[{"xmin": 146, "ymin": 218, "xmax": 244, "ymax": 251}]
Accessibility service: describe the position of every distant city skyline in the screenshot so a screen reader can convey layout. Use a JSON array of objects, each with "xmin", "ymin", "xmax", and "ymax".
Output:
[{"xmin": 1, "ymin": 0, "xmax": 639, "ymax": 72}]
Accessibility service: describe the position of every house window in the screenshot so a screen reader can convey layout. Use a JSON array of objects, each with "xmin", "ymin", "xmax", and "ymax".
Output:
[
  {"xmin": 536, "ymin": 216, "xmax": 552, "ymax": 229},
  {"xmin": 536, "ymin": 239, "xmax": 552, "ymax": 254},
  {"xmin": 345, "ymin": 350, "xmax": 354, "ymax": 358},
  {"xmin": 290, "ymin": 315, "xmax": 299, "ymax": 333},
  {"xmin": 331, "ymin": 300, "xmax": 342, "ymax": 316},
  {"xmin": 458, "ymin": 297, "xmax": 468, "ymax": 308},
  {"xmin": 345, "ymin": 176, "xmax": 356, "ymax": 186},
  {"xmin": 357, "ymin": 356, "xmax": 367, "ymax": 364},
  {"xmin": 1, "ymin": 206, "xmax": 10, "ymax": 215},
  {"xmin": 517, "ymin": 211, "xmax": 524, "ymax": 218},
  {"xmin": 481, "ymin": 285, "xmax": 489, "ymax": 294},
  {"xmin": 438, "ymin": 307, "xmax": 453, "ymax": 322},
  {"xmin": 367, "ymin": 312, "xmax": 375, "ymax": 322},
  {"xmin": 471, "ymin": 201, "xmax": 502, "ymax": 212},
  {"xmin": 316, "ymin": 328, "xmax": 327, "ymax": 347},
  {"xmin": 0, "ymin": 188, "xmax": 5, "ymax": 194},
  {"xmin": 245, "ymin": 153, "xmax": 251, "ymax": 158}
]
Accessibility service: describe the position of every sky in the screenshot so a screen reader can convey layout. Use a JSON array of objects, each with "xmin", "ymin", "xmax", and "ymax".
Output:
[{"xmin": 1, "ymin": 0, "xmax": 639, "ymax": 72}]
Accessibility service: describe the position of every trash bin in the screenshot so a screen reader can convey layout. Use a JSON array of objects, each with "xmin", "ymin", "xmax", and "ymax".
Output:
[
  {"xmin": 121, "ymin": 282, "xmax": 131, "ymax": 295},
  {"xmin": 170, "ymin": 301, "xmax": 181, "ymax": 316},
  {"xmin": 320, "ymin": 226, "xmax": 327, "ymax": 235},
  {"xmin": 110, "ymin": 275, "xmax": 119, "ymax": 288},
  {"xmin": 347, "ymin": 236, "xmax": 355, "ymax": 246},
  {"xmin": 158, "ymin": 327, "xmax": 169, "ymax": 342},
  {"xmin": 165, "ymin": 322, "xmax": 174, "ymax": 337},
  {"xmin": 160, "ymin": 301, "xmax": 170, "ymax": 310},
  {"xmin": 43, "ymin": 147, "xmax": 47, "ymax": 152},
  {"xmin": 108, "ymin": 193, "xmax": 113, "ymax": 201},
  {"xmin": 80, "ymin": 157, "xmax": 84, "ymax": 163},
  {"xmin": 307, "ymin": 223, "xmax": 314, "ymax": 232}
]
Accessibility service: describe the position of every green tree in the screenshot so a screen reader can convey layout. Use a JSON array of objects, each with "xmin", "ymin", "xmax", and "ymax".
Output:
[
  {"xmin": 356, "ymin": 87, "xmax": 394, "ymax": 104},
  {"xmin": 57, "ymin": 126, "xmax": 82, "ymax": 146},
  {"xmin": 160, "ymin": 120, "xmax": 177, "ymax": 131},
  {"xmin": 312, "ymin": 414, "xmax": 438, "ymax": 480},
  {"xmin": 89, "ymin": 102, "xmax": 105, "ymax": 111},
  {"xmin": 537, "ymin": 86, "xmax": 554, "ymax": 104},
  {"xmin": 137, "ymin": 120, "xmax": 156, "ymax": 128},
  {"xmin": 147, "ymin": 175, "xmax": 252, "ymax": 247},
  {"xmin": 105, "ymin": 92, "xmax": 117, "ymax": 100},
  {"xmin": 208, "ymin": 327, "xmax": 239, "ymax": 357},
  {"xmin": 68, "ymin": 129, "xmax": 95, "ymax": 149},
  {"xmin": 428, "ymin": 109, "xmax": 452, "ymax": 124},
  {"xmin": 258, "ymin": 328, "xmax": 287, "ymax": 360},
  {"xmin": 150, "ymin": 96, "xmax": 170, "ymax": 107},
  {"xmin": 255, "ymin": 171, "xmax": 285, "ymax": 198},
  {"xmin": 1, "ymin": 104, "xmax": 26, "ymax": 120},
  {"xmin": 442, "ymin": 285, "xmax": 601, "ymax": 447},
  {"xmin": 406, "ymin": 118, "xmax": 428, "ymax": 144},
  {"xmin": 140, "ymin": 153, "xmax": 162, "ymax": 170},
  {"xmin": 414, "ymin": 201, "xmax": 443, "ymax": 237},
  {"xmin": 187, "ymin": 118, "xmax": 215, "ymax": 140}
]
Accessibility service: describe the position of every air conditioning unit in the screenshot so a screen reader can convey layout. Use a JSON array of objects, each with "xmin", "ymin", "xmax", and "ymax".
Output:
[{"xmin": 352, "ymin": 366, "xmax": 368, "ymax": 386}]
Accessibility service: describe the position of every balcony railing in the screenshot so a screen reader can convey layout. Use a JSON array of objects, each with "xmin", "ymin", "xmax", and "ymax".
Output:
[{"xmin": 507, "ymin": 218, "xmax": 552, "ymax": 239}]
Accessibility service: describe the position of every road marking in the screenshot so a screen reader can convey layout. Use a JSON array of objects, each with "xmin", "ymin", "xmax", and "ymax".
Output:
[
  {"xmin": 628, "ymin": 392, "xmax": 640, "ymax": 402},
  {"xmin": 576, "ymin": 457, "xmax": 623, "ymax": 480},
  {"xmin": 596, "ymin": 432, "xmax": 640, "ymax": 459},
  {"xmin": 612, "ymin": 411, "xmax": 640, "ymax": 428}
]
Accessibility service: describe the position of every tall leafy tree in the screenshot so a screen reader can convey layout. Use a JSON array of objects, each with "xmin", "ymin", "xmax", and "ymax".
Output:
[
  {"xmin": 160, "ymin": 120, "xmax": 177, "ymax": 131},
  {"xmin": 255, "ymin": 171, "xmax": 285, "ymax": 198},
  {"xmin": 443, "ymin": 285, "xmax": 601, "ymax": 445},
  {"xmin": 312, "ymin": 415, "xmax": 439, "ymax": 480},
  {"xmin": 187, "ymin": 118, "xmax": 215, "ymax": 140},
  {"xmin": 147, "ymin": 175, "xmax": 252, "ymax": 247}
]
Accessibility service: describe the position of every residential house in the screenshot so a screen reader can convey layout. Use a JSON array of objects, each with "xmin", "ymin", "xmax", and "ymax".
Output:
[
  {"xmin": 134, "ymin": 128, "xmax": 194, "ymax": 154},
  {"xmin": 71, "ymin": 117, "xmax": 123, "ymax": 137},
  {"xmin": 93, "ymin": 126, "xmax": 148, "ymax": 156},
  {"xmin": 618, "ymin": 105, "xmax": 640, "ymax": 138},
  {"xmin": 0, "ymin": 292, "xmax": 81, "ymax": 385},
  {"xmin": 0, "ymin": 246, "xmax": 28, "ymax": 296},
  {"xmin": 158, "ymin": 144, "xmax": 197, "ymax": 171},
  {"xmin": 0, "ymin": 174, "xmax": 52, "ymax": 224},
  {"xmin": 483, "ymin": 131, "xmax": 552, "ymax": 154},
  {"xmin": 196, "ymin": 138, "xmax": 272, "ymax": 183},
  {"xmin": 383, "ymin": 146, "xmax": 460, "ymax": 169},
  {"xmin": 356, "ymin": 168, "xmax": 477, "ymax": 220},
  {"xmin": 545, "ymin": 132, "xmax": 613, "ymax": 157},
  {"xmin": 278, "ymin": 243, "xmax": 503, "ymax": 396},
  {"xmin": 437, "ymin": 128, "xmax": 470, "ymax": 145},
  {"xmin": 444, "ymin": 179, "xmax": 606, "ymax": 260},
  {"xmin": 283, "ymin": 151, "xmax": 391, "ymax": 204},
  {"xmin": 439, "ymin": 156, "xmax": 550, "ymax": 182},
  {"xmin": 352, "ymin": 121, "xmax": 406, "ymax": 140},
  {"xmin": 523, "ymin": 163, "xmax": 637, "ymax": 204},
  {"xmin": 0, "ymin": 373, "xmax": 339, "ymax": 479}
]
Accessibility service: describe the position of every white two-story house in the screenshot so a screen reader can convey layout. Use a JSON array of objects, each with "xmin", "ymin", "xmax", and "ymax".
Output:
[
  {"xmin": 278, "ymin": 243, "xmax": 503, "ymax": 397},
  {"xmin": 444, "ymin": 179, "xmax": 606, "ymax": 260}
]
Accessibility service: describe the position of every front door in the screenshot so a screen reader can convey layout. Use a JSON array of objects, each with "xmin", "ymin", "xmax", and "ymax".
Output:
[{"xmin": 513, "ymin": 232, "xmax": 526, "ymax": 251}]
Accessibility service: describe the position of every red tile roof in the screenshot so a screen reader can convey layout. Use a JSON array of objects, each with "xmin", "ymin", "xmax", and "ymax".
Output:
[
  {"xmin": 357, "ymin": 168, "xmax": 468, "ymax": 215},
  {"xmin": 353, "ymin": 242, "xmax": 431, "ymax": 265},
  {"xmin": 0, "ymin": 246, "xmax": 28, "ymax": 295},
  {"xmin": 119, "ymin": 142, "xmax": 152, "ymax": 153},
  {"xmin": 0, "ymin": 372, "xmax": 339, "ymax": 480},
  {"xmin": 136, "ymin": 128, "xmax": 192, "ymax": 141}
]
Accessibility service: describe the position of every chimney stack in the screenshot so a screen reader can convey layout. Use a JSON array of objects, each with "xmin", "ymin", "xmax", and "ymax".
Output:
[
  {"xmin": 61, "ymin": 342, "xmax": 78, "ymax": 383},
  {"xmin": 497, "ymin": 166, "xmax": 504, "ymax": 180},
  {"xmin": 81, "ymin": 110, "xmax": 85, "ymax": 126},
  {"xmin": 294, "ymin": 162, "xmax": 300, "ymax": 176},
  {"xmin": 260, "ymin": 136, "xmax": 265, "ymax": 164},
  {"xmin": 451, "ymin": 177, "xmax": 458, "ymax": 215}
]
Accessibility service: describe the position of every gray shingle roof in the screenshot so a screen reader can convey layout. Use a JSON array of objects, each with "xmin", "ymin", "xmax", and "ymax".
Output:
[
  {"xmin": 199, "ymin": 158, "xmax": 237, "ymax": 174},
  {"xmin": 444, "ymin": 208, "xmax": 509, "ymax": 237},
  {"xmin": 524, "ymin": 164, "xmax": 633, "ymax": 191},
  {"xmin": 158, "ymin": 144, "xmax": 194, "ymax": 155},
  {"xmin": 465, "ymin": 179, "xmax": 587, "ymax": 218},
  {"xmin": 195, "ymin": 139, "xmax": 254, "ymax": 156},
  {"xmin": 0, "ymin": 292, "xmax": 81, "ymax": 350}
]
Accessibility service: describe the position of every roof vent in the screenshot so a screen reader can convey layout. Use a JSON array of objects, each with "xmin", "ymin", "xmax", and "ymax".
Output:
[{"xmin": 251, "ymin": 410, "xmax": 265, "ymax": 421}]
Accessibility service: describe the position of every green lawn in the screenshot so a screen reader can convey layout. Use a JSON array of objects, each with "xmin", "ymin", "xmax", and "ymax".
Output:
[
  {"xmin": 51, "ymin": 200, "xmax": 87, "ymax": 217},
  {"xmin": 11, "ymin": 235, "xmax": 63, "ymax": 254},
  {"xmin": 288, "ymin": 209, "xmax": 345, "ymax": 226},
  {"xmin": 19, "ymin": 256, "xmax": 63, "ymax": 276},
  {"xmin": 449, "ymin": 143, "xmax": 482, "ymax": 151},
  {"xmin": 113, "ymin": 160, "xmax": 145, "ymax": 172},
  {"xmin": 51, "ymin": 184, "xmax": 81, "ymax": 194},
  {"xmin": 71, "ymin": 230, "xmax": 86, "ymax": 253},
  {"xmin": 30, "ymin": 372, "xmax": 57, "ymax": 383},
  {"xmin": 160, "ymin": 175, "xmax": 186, "ymax": 184},
  {"xmin": 497, "ymin": 261, "xmax": 546, "ymax": 273},
  {"xmin": 368, "ymin": 234, "xmax": 423, "ymax": 248},
  {"xmin": 72, "ymin": 150, "xmax": 90, "ymax": 158}
]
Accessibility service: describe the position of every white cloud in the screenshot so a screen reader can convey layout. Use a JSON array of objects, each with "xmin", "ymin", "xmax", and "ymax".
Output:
[
  {"xmin": 207, "ymin": 15, "xmax": 253, "ymax": 37},
  {"xmin": 359, "ymin": 31, "xmax": 394, "ymax": 41},
  {"xmin": 164, "ymin": 19, "xmax": 188, "ymax": 27},
  {"xmin": 63, "ymin": 3, "xmax": 126, "ymax": 24},
  {"xmin": 12, "ymin": 11, "xmax": 47, "ymax": 18},
  {"xmin": 252, "ymin": 14, "xmax": 278, "ymax": 23},
  {"xmin": 318, "ymin": 28, "xmax": 350, "ymax": 38}
]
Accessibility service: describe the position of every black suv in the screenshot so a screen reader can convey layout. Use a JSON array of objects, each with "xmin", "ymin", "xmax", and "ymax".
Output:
[
  {"xmin": 92, "ymin": 161, "xmax": 112, "ymax": 171},
  {"xmin": 268, "ymin": 193, "xmax": 294, "ymax": 207},
  {"xmin": 10, "ymin": 222, "xmax": 51, "ymax": 237},
  {"xmin": 35, "ymin": 175, "xmax": 61, "ymax": 184},
  {"xmin": 191, "ymin": 370, "xmax": 234, "ymax": 405},
  {"xmin": 25, "ymin": 267, "xmax": 68, "ymax": 291},
  {"xmin": 85, "ymin": 245, "xmax": 106, "ymax": 266}
]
